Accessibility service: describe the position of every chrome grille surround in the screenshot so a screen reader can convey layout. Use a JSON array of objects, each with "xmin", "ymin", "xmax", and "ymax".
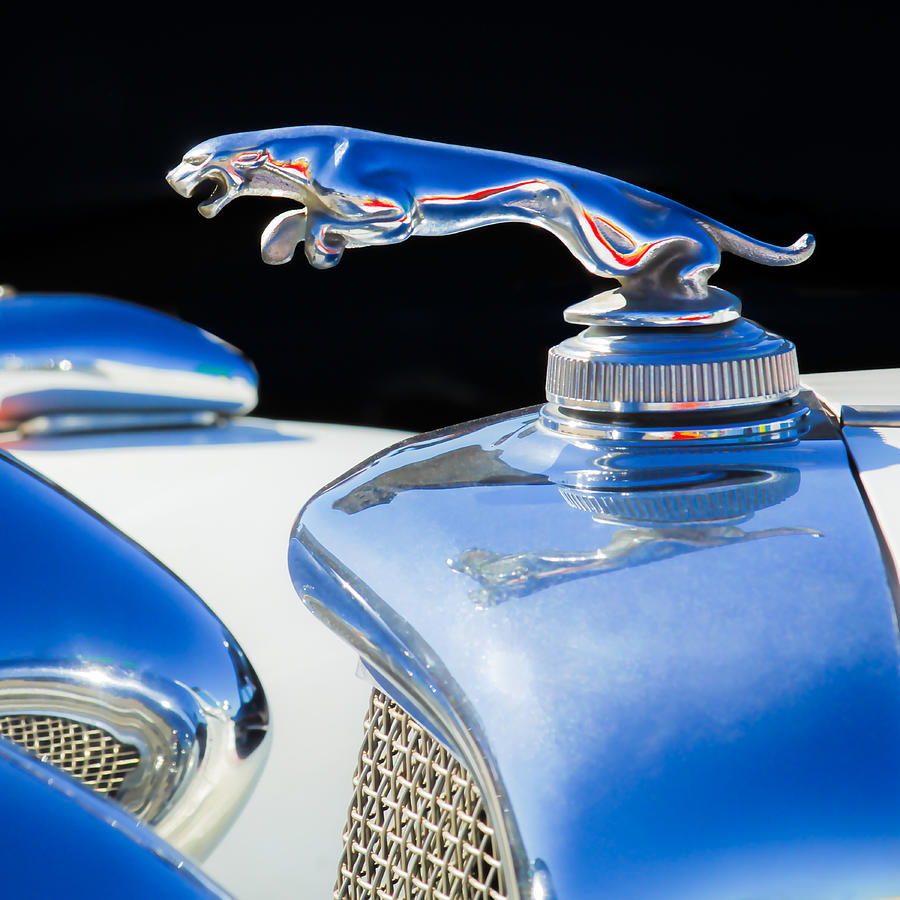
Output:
[
  {"xmin": 336, "ymin": 688, "xmax": 507, "ymax": 900},
  {"xmin": 0, "ymin": 664, "xmax": 199, "ymax": 825},
  {"xmin": 0, "ymin": 713, "xmax": 141, "ymax": 796}
]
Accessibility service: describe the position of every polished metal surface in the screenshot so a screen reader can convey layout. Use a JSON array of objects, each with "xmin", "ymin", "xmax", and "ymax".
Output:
[
  {"xmin": 562, "ymin": 287, "xmax": 742, "ymax": 327},
  {"xmin": 335, "ymin": 688, "xmax": 507, "ymax": 900},
  {"xmin": 167, "ymin": 126, "xmax": 812, "ymax": 301},
  {"xmin": 168, "ymin": 127, "xmax": 812, "ymax": 422},
  {"xmin": 17, "ymin": 410, "xmax": 219, "ymax": 436},
  {"xmin": 450, "ymin": 460, "xmax": 824, "ymax": 607},
  {"xmin": 841, "ymin": 405, "xmax": 900, "ymax": 427},
  {"xmin": 290, "ymin": 396, "xmax": 900, "ymax": 899},
  {"xmin": 0, "ymin": 294, "xmax": 257, "ymax": 432},
  {"xmin": 0, "ymin": 451, "xmax": 269, "ymax": 859},
  {"xmin": 0, "ymin": 713, "xmax": 141, "ymax": 796},
  {"xmin": 0, "ymin": 739, "xmax": 232, "ymax": 898},
  {"xmin": 540, "ymin": 399, "xmax": 810, "ymax": 443},
  {"xmin": 0, "ymin": 661, "xmax": 204, "ymax": 826}
]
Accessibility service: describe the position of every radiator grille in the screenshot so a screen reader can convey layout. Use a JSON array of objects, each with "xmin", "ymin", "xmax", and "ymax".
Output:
[
  {"xmin": 0, "ymin": 713, "xmax": 141, "ymax": 796},
  {"xmin": 335, "ymin": 689, "xmax": 507, "ymax": 900}
]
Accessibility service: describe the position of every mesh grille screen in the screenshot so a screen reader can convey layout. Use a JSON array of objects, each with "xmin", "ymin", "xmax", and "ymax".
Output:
[
  {"xmin": 335, "ymin": 688, "xmax": 507, "ymax": 900},
  {"xmin": 0, "ymin": 713, "xmax": 141, "ymax": 796}
]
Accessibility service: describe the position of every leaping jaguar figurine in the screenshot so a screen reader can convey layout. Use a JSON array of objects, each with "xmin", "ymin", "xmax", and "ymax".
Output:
[{"xmin": 167, "ymin": 126, "xmax": 814, "ymax": 300}]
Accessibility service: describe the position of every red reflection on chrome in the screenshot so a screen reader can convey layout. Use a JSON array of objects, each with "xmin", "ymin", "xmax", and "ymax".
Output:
[
  {"xmin": 582, "ymin": 211, "xmax": 660, "ymax": 268},
  {"xmin": 419, "ymin": 179, "xmax": 547, "ymax": 203},
  {"xmin": 265, "ymin": 151, "xmax": 311, "ymax": 179},
  {"xmin": 417, "ymin": 179, "xmax": 662, "ymax": 270},
  {"xmin": 671, "ymin": 430, "xmax": 704, "ymax": 440}
]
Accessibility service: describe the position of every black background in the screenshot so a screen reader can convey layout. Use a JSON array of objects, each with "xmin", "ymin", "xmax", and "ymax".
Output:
[{"xmin": 2, "ymin": 13, "xmax": 895, "ymax": 432}]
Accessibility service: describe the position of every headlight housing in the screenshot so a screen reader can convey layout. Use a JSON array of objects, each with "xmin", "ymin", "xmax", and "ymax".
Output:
[{"xmin": 0, "ymin": 453, "xmax": 269, "ymax": 859}]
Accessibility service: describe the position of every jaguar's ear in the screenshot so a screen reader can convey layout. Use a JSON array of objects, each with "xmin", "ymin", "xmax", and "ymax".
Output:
[{"xmin": 233, "ymin": 149, "xmax": 268, "ymax": 170}]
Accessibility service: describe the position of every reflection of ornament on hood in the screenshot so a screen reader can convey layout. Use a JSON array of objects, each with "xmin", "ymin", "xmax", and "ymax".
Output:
[
  {"xmin": 449, "ymin": 466, "xmax": 822, "ymax": 607},
  {"xmin": 559, "ymin": 465, "xmax": 800, "ymax": 527},
  {"xmin": 450, "ymin": 522, "xmax": 823, "ymax": 608}
]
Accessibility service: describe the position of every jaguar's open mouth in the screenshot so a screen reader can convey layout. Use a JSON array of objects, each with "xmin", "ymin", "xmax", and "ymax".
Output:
[
  {"xmin": 166, "ymin": 162, "xmax": 240, "ymax": 219},
  {"xmin": 193, "ymin": 171, "xmax": 236, "ymax": 219}
]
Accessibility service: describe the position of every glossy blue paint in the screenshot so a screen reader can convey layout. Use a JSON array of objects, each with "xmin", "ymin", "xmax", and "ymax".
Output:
[
  {"xmin": 0, "ymin": 740, "xmax": 230, "ymax": 898},
  {"xmin": 0, "ymin": 450, "xmax": 246, "ymax": 691},
  {"xmin": 289, "ymin": 398, "xmax": 900, "ymax": 899}
]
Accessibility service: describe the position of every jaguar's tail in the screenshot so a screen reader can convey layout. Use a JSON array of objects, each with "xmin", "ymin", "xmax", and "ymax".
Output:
[{"xmin": 697, "ymin": 218, "xmax": 815, "ymax": 266}]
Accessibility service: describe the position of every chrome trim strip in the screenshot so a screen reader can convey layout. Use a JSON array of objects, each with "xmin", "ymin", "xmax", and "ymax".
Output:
[
  {"xmin": 16, "ymin": 410, "xmax": 219, "ymax": 436},
  {"xmin": 540, "ymin": 400, "xmax": 809, "ymax": 443},
  {"xmin": 841, "ymin": 405, "xmax": 900, "ymax": 427}
]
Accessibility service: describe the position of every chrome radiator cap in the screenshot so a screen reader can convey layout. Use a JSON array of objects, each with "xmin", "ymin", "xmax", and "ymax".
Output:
[{"xmin": 545, "ymin": 301, "xmax": 799, "ymax": 413}]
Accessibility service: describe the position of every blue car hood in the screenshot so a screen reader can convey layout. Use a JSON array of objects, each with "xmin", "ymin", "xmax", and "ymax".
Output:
[{"xmin": 289, "ymin": 399, "xmax": 900, "ymax": 900}]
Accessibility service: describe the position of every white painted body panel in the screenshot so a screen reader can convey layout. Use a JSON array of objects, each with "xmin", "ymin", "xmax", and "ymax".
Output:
[
  {"xmin": 7, "ymin": 417, "xmax": 411, "ymax": 900},
  {"xmin": 802, "ymin": 368, "xmax": 900, "ymax": 418},
  {"xmin": 803, "ymin": 367, "xmax": 900, "ymax": 598}
]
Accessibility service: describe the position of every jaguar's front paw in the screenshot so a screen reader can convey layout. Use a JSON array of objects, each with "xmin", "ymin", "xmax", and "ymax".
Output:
[
  {"xmin": 261, "ymin": 209, "xmax": 307, "ymax": 265},
  {"xmin": 304, "ymin": 226, "xmax": 346, "ymax": 269}
]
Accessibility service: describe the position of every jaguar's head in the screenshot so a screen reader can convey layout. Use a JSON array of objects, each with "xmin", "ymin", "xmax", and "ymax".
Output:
[{"xmin": 166, "ymin": 129, "xmax": 319, "ymax": 219}]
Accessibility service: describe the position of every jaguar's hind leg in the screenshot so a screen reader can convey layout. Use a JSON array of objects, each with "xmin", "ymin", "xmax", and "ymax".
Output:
[
  {"xmin": 675, "ymin": 261, "xmax": 717, "ymax": 299},
  {"xmin": 624, "ymin": 232, "xmax": 722, "ymax": 300},
  {"xmin": 669, "ymin": 228, "xmax": 722, "ymax": 299}
]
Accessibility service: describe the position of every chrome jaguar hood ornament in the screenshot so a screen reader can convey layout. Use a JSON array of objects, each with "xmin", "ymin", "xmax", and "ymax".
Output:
[
  {"xmin": 169, "ymin": 126, "xmax": 815, "ymax": 439},
  {"xmin": 167, "ymin": 126, "xmax": 813, "ymax": 302}
]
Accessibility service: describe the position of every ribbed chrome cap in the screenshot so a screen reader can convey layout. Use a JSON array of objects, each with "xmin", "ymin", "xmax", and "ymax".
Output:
[{"xmin": 545, "ymin": 290, "xmax": 800, "ymax": 414}]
